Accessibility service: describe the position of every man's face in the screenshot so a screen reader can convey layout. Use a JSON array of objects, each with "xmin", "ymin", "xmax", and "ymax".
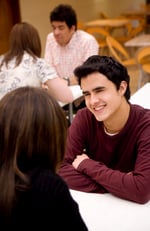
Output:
[
  {"xmin": 51, "ymin": 21, "xmax": 75, "ymax": 46},
  {"xmin": 81, "ymin": 72, "xmax": 127, "ymax": 123}
]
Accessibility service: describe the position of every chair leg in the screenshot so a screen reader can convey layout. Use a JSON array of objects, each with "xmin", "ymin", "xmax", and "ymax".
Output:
[{"xmin": 68, "ymin": 102, "xmax": 73, "ymax": 124}]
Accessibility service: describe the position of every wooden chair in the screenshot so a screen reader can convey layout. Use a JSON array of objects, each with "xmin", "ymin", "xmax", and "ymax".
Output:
[
  {"xmin": 106, "ymin": 35, "xmax": 140, "ymax": 89},
  {"xmin": 114, "ymin": 20, "xmax": 144, "ymax": 43},
  {"xmin": 127, "ymin": 18, "xmax": 144, "ymax": 36},
  {"xmin": 135, "ymin": 46, "xmax": 150, "ymax": 88},
  {"xmin": 140, "ymin": 3, "xmax": 150, "ymax": 32},
  {"xmin": 85, "ymin": 26, "xmax": 110, "ymax": 55},
  {"xmin": 106, "ymin": 35, "xmax": 137, "ymax": 67},
  {"xmin": 121, "ymin": 8, "xmax": 145, "ymax": 38}
]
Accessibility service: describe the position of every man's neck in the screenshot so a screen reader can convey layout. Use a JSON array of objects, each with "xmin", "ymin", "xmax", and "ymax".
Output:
[{"xmin": 103, "ymin": 101, "xmax": 130, "ymax": 134}]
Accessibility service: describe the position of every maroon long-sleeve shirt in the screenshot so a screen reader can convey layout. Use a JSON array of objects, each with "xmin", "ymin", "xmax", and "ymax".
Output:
[{"xmin": 58, "ymin": 104, "xmax": 150, "ymax": 204}]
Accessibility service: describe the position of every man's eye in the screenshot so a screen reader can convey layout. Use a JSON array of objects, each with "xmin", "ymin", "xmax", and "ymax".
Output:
[
  {"xmin": 96, "ymin": 89, "xmax": 102, "ymax": 93},
  {"xmin": 83, "ymin": 93, "xmax": 90, "ymax": 97},
  {"xmin": 96, "ymin": 88, "xmax": 104, "ymax": 93},
  {"xmin": 59, "ymin": 26, "xmax": 65, "ymax": 30}
]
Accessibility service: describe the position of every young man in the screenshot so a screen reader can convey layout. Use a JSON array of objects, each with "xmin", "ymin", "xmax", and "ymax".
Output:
[
  {"xmin": 58, "ymin": 55, "xmax": 150, "ymax": 204},
  {"xmin": 44, "ymin": 4, "xmax": 99, "ymax": 86}
]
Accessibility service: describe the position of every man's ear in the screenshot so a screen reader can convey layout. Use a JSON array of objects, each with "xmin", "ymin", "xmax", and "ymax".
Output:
[
  {"xmin": 119, "ymin": 81, "xmax": 127, "ymax": 96},
  {"xmin": 71, "ymin": 25, "xmax": 76, "ymax": 32}
]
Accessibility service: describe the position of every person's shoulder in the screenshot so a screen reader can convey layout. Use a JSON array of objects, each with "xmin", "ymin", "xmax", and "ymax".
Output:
[
  {"xmin": 130, "ymin": 104, "xmax": 150, "ymax": 122},
  {"xmin": 75, "ymin": 30, "xmax": 98, "ymax": 48},
  {"xmin": 31, "ymin": 168, "xmax": 68, "ymax": 194},
  {"xmin": 46, "ymin": 32, "xmax": 55, "ymax": 41},
  {"xmin": 131, "ymin": 104, "xmax": 150, "ymax": 114},
  {"xmin": 23, "ymin": 51, "xmax": 34, "ymax": 58},
  {"xmin": 20, "ymin": 52, "xmax": 35, "ymax": 64},
  {"xmin": 46, "ymin": 32, "xmax": 56, "ymax": 44},
  {"xmin": 76, "ymin": 29, "xmax": 97, "ymax": 40},
  {"xmin": 45, "ymin": 32, "xmax": 58, "ymax": 50}
]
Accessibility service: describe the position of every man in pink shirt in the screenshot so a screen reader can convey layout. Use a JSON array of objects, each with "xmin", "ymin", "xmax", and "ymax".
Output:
[{"xmin": 44, "ymin": 4, "xmax": 99, "ymax": 86}]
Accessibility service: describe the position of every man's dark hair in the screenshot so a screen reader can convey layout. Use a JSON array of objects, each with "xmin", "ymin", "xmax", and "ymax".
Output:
[
  {"xmin": 74, "ymin": 55, "xmax": 131, "ymax": 100},
  {"xmin": 50, "ymin": 4, "xmax": 77, "ymax": 30}
]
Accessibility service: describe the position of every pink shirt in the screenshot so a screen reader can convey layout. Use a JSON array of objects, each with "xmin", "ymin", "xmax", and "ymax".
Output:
[{"xmin": 44, "ymin": 30, "xmax": 99, "ymax": 79}]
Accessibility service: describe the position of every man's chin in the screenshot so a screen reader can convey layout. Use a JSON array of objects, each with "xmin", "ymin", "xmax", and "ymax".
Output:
[
  {"xmin": 94, "ymin": 113, "xmax": 104, "ymax": 122},
  {"xmin": 57, "ymin": 40, "xmax": 65, "ymax": 46}
]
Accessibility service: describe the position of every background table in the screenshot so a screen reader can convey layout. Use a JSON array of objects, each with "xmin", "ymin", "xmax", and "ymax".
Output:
[
  {"xmin": 125, "ymin": 33, "xmax": 150, "ymax": 47},
  {"xmin": 85, "ymin": 19, "xmax": 129, "ymax": 28},
  {"xmin": 70, "ymin": 189, "xmax": 150, "ymax": 231}
]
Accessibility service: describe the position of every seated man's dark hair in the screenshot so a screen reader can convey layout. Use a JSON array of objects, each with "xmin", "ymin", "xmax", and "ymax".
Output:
[
  {"xmin": 74, "ymin": 55, "xmax": 131, "ymax": 100},
  {"xmin": 50, "ymin": 4, "xmax": 77, "ymax": 30}
]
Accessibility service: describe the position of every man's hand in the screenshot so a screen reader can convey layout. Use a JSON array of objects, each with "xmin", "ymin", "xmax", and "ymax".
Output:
[{"xmin": 72, "ymin": 153, "xmax": 89, "ymax": 169}]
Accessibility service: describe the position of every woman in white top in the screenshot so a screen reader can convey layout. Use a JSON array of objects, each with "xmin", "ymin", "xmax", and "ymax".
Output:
[{"xmin": 0, "ymin": 22, "xmax": 74, "ymax": 103}]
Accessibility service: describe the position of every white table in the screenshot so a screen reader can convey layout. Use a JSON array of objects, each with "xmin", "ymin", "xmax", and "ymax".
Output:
[
  {"xmin": 125, "ymin": 33, "xmax": 150, "ymax": 47},
  {"xmin": 130, "ymin": 82, "xmax": 150, "ymax": 109},
  {"xmin": 70, "ymin": 189, "xmax": 150, "ymax": 231}
]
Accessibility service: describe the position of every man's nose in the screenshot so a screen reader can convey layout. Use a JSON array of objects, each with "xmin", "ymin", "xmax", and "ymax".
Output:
[
  {"xmin": 53, "ymin": 28, "xmax": 60, "ymax": 35},
  {"xmin": 90, "ymin": 94, "xmax": 99, "ymax": 104}
]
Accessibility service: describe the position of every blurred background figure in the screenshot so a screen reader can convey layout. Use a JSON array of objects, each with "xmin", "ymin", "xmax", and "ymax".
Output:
[
  {"xmin": 0, "ymin": 22, "xmax": 74, "ymax": 104},
  {"xmin": 0, "ymin": 86, "xmax": 88, "ymax": 230},
  {"xmin": 44, "ymin": 4, "xmax": 99, "ymax": 110}
]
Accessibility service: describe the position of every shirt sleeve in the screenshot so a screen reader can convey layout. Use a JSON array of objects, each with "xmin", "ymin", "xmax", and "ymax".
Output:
[
  {"xmin": 58, "ymin": 109, "xmax": 106, "ymax": 193},
  {"xmin": 36, "ymin": 58, "xmax": 58, "ymax": 83}
]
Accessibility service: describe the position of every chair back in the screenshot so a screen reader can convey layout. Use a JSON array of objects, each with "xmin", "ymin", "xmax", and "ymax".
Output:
[
  {"xmin": 135, "ymin": 46, "xmax": 150, "ymax": 88},
  {"xmin": 86, "ymin": 27, "xmax": 110, "ymax": 54},
  {"xmin": 85, "ymin": 27, "xmax": 109, "ymax": 46},
  {"xmin": 106, "ymin": 35, "xmax": 130, "ymax": 63},
  {"xmin": 85, "ymin": 26, "xmax": 109, "ymax": 37},
  {"xmin": 136, "ymin": 46, "xmax": 150, "ymax": 65}
]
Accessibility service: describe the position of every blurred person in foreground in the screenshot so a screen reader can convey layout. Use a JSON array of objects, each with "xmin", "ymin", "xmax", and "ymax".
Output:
[
  {"xmin": 44, "ymin": 4, "xmax": 99, "ymax": 110},
  {"xmin": 0, "ymin": 22, "xmax": 76, "ymax": 104},
  {"xmin": 0, "ymin": 86, "xmax": 88, "ymax": 230},
  {"xmin": 58, "ymin": 55, "xmax": 150, "ymax": 204}
]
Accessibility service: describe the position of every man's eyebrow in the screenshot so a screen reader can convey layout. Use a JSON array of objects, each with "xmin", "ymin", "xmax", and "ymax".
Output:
[{"xmin": 82, "ymin": 86, "xmax": 105, "ymax": 94}]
